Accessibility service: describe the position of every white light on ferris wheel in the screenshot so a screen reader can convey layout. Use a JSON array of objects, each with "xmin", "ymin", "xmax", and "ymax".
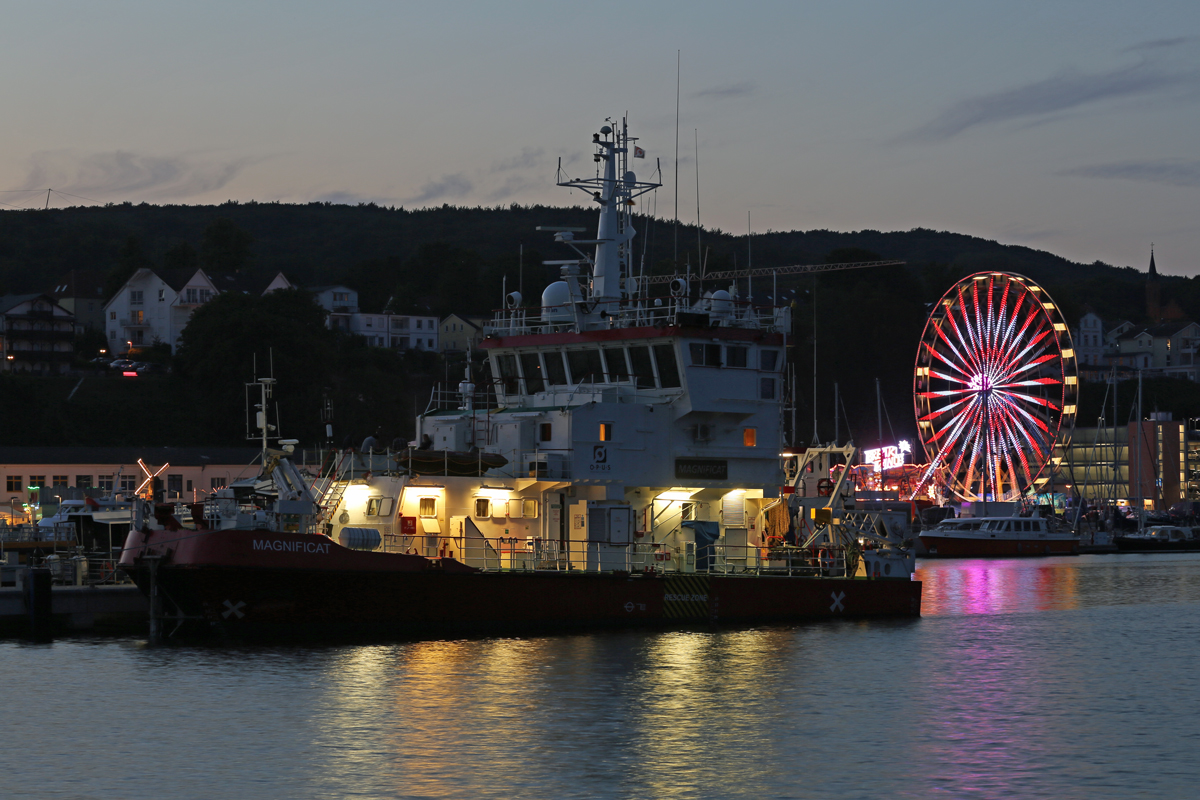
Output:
[{"xmin": 898, "ymin": 440, "xmax": 911, "ymax": 454}]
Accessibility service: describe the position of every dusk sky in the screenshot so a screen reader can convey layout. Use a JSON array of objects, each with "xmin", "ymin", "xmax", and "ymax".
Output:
[{"xmin": 3, "ymin": 1, "xmax": 1199, "ymax": 275}]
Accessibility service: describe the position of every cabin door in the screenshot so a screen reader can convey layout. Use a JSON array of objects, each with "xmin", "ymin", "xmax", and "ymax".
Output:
[{"xmin": 548, "ymin": 492, "xmax": 567, "ymax": 559}]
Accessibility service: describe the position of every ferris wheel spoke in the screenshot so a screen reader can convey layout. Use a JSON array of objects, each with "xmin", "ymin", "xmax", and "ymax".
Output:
[
  {"xmin": 942, "ymin": 308, "xmax": 984, "ymax": 375},
  {"xmin": 1008, "ymin": 328, "xmax": 1054, "ymax": 366},
  {"xmin": 994, "ymin": 388, "xmax": 1060, "ymax": 413},
  {"xmin": 924, "ymin": 398, "xmax": 978, "ymax": 440},
  {"xmin": 924, "ymin": 340, "xmax": 974, "ymax": 382}
]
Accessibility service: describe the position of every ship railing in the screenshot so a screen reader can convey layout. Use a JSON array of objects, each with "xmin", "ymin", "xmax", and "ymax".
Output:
[
  {"xmin": 0, "ymin": 522, "xmax": 76, "ymax": 544},
  {"xmin": 383, "ymin": 534, "xmax": 853, "ymax": 577},
  {"xmin": 425, "ymin": 387, "xmax": 499, "ymax": 414},
  {"xmin": 483, "ymin": 298, "xmax": 789, "ymax": 337}
]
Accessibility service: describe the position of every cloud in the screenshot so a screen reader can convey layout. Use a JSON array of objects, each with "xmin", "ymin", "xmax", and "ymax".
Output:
[
  {"xmin": 896, "ymin": 59, "xmax": 1198, "ymax": 143},
  {"xmin": 23, "ymin": 150, "xmax": 259, "ymax": 199},
  {"xmin": 694, "ymin": 81, "xmax": 754, "ymax": 99},
  {"xmin": 1060, "ymin": 158, "xmax": 1200, "ymax": 187},
  {"xmin": 1124, "ymin": 37, "xmax": 1195, "ymax": 53},
  {"xmin": 405, "ymin": 173, "xmax": 473, "ymax": 205},
  {"xmin": 490, "ymin": 147, "xmax": 544, "ymax": 173},
  {"xmin": 485, "ymin": 175, "xmax": 540, "ymax": 202}
]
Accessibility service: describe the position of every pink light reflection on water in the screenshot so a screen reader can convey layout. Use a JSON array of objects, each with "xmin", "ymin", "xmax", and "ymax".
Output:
[{"xmin": 916, "ymin": 556, "xmax": 1081, "ymax": 617}]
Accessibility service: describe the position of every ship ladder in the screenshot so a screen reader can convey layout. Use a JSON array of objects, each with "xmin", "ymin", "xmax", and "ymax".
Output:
[{"xmin": 314, "ymin": 451, "xmax": 352, "ymax": 522}]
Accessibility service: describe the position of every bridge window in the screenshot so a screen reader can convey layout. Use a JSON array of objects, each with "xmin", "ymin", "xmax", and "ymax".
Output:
[
  {"xmin": 653, "ymin": 345, "xmax": 680, "ymax": 388},
  {"xmin": 519, "ymin": 352, "xmax": 545, "ymax": 394},
  {"xmin": 566, "ymin": 349, "xmax": 604, "ymax": 384},
  {"xmin": 544, "ymin": 350, "xmax": 568, "ymax": 386},
  {"xmin": 628, "ymin": 346, "xmax": 655, "ymax": 388},
  {"xmin": 760, "ymin": 349, "xmax": 780, "ymax": 371},
  {"xmin": 726, "ymin": 346, "xmax": 748, "ymax": 368},
  {"xmin": 602, "ymin": 348, "xmax": 630, "ymax": 382},
  {"xmin": 494, "ymin": 354, "xmax": 519, "ymax": 394},
  {"xmin": 599, "ymin": 422, "xmax": 613, "ymax": 442},
  {"xmin": 760, "ymin": 378, "xmax": 776, "ymax": 400}
]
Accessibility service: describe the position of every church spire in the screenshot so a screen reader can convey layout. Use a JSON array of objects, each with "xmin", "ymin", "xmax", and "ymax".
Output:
[{"xmin": 1149, "ymin": 244, "xmax": 1158, "ymax": 279}]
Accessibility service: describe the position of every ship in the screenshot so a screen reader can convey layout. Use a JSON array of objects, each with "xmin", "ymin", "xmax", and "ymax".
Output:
[
  {"xmin": 1114, "ymin": 525, "xmax": 1200, "ymax": 553},
  {"xmin": 918, "ymin": 513, "xmax": 1079, "ymax": 557},
  {"xmin": 119, "ymin": 118, "xmax": 922, "ymax": 639}
]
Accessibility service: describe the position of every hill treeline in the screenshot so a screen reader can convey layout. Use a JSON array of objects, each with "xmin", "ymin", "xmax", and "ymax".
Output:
[{"xmin": 0, "ymin": 202, "xmax": 1196, "ymax": 448}]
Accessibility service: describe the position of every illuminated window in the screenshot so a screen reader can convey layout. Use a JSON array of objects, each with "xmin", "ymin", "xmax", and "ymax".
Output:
[
  {"xmin": 419, "ymin": 497, "xmax": 437, "ymax": 517},
  {"xmin": 6, "ymin": 476, "xmax": 21, "ymax": 492},
  {"xmin": 743, "ymin": 428, "xmax": 757, "ymax": 447},
  {"xmin": 599, "ymin": 422, "xmax": 613, "ymax": 441},
  {"xmin": 474, "ymin": 498, "xmax": 491, "ymax": 518},
  {"xmin": 366, "ymin": 497, "xmax": 394, "ymax": 516}
]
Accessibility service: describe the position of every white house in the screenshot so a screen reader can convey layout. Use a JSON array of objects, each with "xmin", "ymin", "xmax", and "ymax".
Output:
[{"xmin": 105, "ymin": 269, "xmax": 296, "ymax": 354}]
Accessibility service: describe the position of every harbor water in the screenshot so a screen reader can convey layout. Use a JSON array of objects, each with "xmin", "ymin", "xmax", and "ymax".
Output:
[{"xmin": 4, "ymin": 554, "xmax": 1199, "ymax": 799}]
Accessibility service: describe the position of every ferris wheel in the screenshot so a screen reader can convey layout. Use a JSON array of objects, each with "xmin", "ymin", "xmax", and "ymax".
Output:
[{"xmin": 912, "ymin": 272, "xmax": 1077, "ymax": 502}]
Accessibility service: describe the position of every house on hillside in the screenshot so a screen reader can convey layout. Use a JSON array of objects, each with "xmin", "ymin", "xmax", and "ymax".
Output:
[
  {"xmin": 104, "ymin": 269, "xmax": 295, "ymax": 355},
  {"xmin": 440, "ymin": 314, "xmax": 487, "ymax": 353},
  {"xmin": 0, "ymin": 294, "xmax": 75, "ymax": 374},
  {"xmin": 311, "ymin": 286, "xmax": 358, "ymax": 333},
  {"xmin": 309, "ymin": 287, "xmax": 438, "ymax": 350},
  {"xmin": 49, "ymin": 270, "xmax": 107, "ymax": 332},
  {"xmin": 1110, "ymin": 321, "xmax": 1200, "ymax": 379}
]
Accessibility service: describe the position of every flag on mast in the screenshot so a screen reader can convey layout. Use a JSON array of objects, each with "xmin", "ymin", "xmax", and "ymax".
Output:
[{"xmin": 633, "ymin": 146, "xmax": 645, "ymax": 159}]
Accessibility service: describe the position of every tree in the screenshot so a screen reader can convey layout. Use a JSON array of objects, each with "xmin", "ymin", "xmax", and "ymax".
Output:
[
  {"xmin": 200, "ymin": 218, "xmax": 254, "ymax": 274},
  {"xmin": 163, "ymin": 241, "xmax": 199, "ymax": 272},
  {"xmin": 175, "ymin": 288, "xmax": 334, "ymax": 441},
  {"xmin": 103, "ymin": 235, "xmax": 153, "ymax": 298}
]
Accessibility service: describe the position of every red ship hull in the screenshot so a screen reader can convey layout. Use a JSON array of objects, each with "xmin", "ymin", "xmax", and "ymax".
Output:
[{"xmin": 120, "ymin": 528, "xmax": 922, "ymax": 638}]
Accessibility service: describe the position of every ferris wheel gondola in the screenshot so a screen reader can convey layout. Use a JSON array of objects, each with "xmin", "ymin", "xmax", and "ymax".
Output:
[{"xmin": 912, "ymin": 272, "xmax": 1077, "ymax": 502}]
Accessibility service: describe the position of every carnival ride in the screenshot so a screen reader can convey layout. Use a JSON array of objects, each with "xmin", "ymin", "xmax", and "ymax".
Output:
[{"xmin": 912, "ymin": 272, "xmax": 1077, "ymax": 503}]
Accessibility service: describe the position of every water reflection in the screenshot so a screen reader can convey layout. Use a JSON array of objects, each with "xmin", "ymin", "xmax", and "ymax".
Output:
[
  {"xmin": 7, "ymin": 556, "xmax": 1200, "ymax": 798},
  {"xmin": 917, "ymin": 553, "xmax": 1200, "ymax": 617}
]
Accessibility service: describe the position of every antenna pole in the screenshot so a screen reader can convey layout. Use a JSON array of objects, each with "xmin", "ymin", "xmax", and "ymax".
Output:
[
  {"xmin": 811, "ymin": 275, "xmax": 818, "ymax": 445},
  {"xmin": 674, "ymin": 50, "xmax": 680, "ymax": 268},
  {"xmin": 834, "ymin": 382, "xmax": 840, "ymax": 446},
  {"xmin": 45, "ymin": 189, "xmax": 51, "ymax": 210},
  {"xmin": 695, "ymin": 128, "xmax": 701, "ymax": 275},
  {"xmin": 519, "ymin": 244, "xmax": 524, "ymax": 297}
]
